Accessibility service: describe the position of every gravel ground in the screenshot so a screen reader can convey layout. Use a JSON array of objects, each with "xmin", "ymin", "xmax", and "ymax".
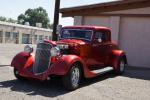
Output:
[
  {"xmin": 0, "ymin": 44, "xmax": 150, "ymax": 100},
  {"xmin": 0, "ymin": 66, "xmax": 150, "ymax": 100}
]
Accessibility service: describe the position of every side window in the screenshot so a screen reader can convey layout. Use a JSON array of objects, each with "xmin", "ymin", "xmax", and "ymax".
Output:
[
  {"xmin": 95, "ymin": 31, "xmax": 103, "ymax": 42},
  {"xmin": 95, "ymin": 32, "xmax": 103, "ymax": 40},
  {"xmin": 95, "ymin": 31, "xmax": 108, "ymax": 42}
]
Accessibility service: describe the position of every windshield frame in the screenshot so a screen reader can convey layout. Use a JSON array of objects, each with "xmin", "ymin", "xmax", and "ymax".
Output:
[{"xmin": 59, "ymin": 29, "xmax": 93, "ymax": 41}]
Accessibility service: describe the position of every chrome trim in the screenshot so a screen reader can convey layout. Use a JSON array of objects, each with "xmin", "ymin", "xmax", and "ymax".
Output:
[
  {"xmin": 71, "ymin": 67, "xmax": 80, "ymax": 88},
  {"xmin": 33, "ymin": 42, "xmax": 52, "ymax": 75}
]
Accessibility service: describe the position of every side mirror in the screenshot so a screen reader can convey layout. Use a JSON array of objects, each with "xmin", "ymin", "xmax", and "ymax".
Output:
[{"xmin": 56, "ymin": 25, "xmax": 62, "ymax": 34}]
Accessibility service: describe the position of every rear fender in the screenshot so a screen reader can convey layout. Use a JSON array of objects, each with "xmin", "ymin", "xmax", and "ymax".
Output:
[{"xmin": 109, "ymin": 50, "xmax": 127, "ymax": 69}]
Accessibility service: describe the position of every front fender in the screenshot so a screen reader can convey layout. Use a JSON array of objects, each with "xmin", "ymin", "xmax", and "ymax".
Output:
[
  {"xmin": 49, "ymin": 55, "xmax": 85, "ymax": 75},
  {"xmin": 11, "ymin": 52, "xmax": 34, "ymax": 70},
  {"xmin": 109, "ymin": 50, "xmax": 127, "ymax": 69}
]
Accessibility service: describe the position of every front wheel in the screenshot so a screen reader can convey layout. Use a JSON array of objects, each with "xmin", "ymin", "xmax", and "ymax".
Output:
[
  {"xmin": 14, "ymin": 68, "xmax": 25, "ymax": 80},
  {"xmin": 62, "ymin": 63, "xmax": 81, "ymax": 90}
]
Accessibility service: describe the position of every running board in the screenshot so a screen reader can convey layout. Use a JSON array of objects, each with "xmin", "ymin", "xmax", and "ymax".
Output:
[{"xmin": 91, "ymin": 67, "xmax": 113, "ymax": 75}]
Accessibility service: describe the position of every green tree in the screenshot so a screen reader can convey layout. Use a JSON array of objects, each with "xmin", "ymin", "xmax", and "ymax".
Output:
[
  {"xmin": 48, "ymin": 24, "xmax": 53, "ymax": 29},
  {"xmin": 7, "ymin": 18, "xmax": 17, "ymax": 23},
  {"xmin": 0, "ymin": 16, "xmax": 6, "ymax": 21},
  {"xmin": 0, "ymin": 16, "xmax": 17, "ymax": 23},
  {"xmin": 18, "ymin": 7, "xmax": 50, "ymax": 28}
]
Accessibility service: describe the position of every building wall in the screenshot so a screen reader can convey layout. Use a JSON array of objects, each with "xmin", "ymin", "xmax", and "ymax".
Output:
[
  {"xmin": 73, "ymin": 7, "xmax": 150, "ymax": 68},
  {"xmin": 74, "ymin": 16, "xmax": 83, "ymax": 25},
  {"xmin": 84, "ymin": 16, "xmax": 110, "ymax": 27},
  {"xmin": 0, "ymin": 22, "xmax": 52, "ymax": 44},
  {"xmin": 119, "ymin": 17, "xmax": 150, "ymax": 67}
]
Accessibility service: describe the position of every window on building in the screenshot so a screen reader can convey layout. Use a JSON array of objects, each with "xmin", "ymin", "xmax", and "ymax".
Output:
[
  {"xmin": 34, "ymin": 35, "xmax": 37, "ymax": 40},
  {"xmin": 0, "ymin": 31, "xmax": 2, "ymax": 43},
  {"xmin": 5, "ymin": 32, "xmax": 19, "ymax": 43},
  {"xmin": 22, "ymin": 34, "xmax": 30, "ymax": 44},
  {"xmin": 49, "ymin": 36, "xmax": 52, "ymax": 40},
  {"xmin": 34, "ymin": 35, "xmax": 37, "ymax": 44},
  {"xmin": 45, "ymin": 36, "xmax": 48, "ymax": 39},
  {"xmin": 12, "ymin": 32, "xmax": 19, "ymax": 44},
  {"xmin": 5, "ymin": 32, "xmax": 11, "ymax": 38},
  {"xmin": 39, "ymin": 35, "xmax": 43, "ymax": 41},
  {"xmin": 5, "ymin": 32, "xmax": 11, "ymax": 43}
]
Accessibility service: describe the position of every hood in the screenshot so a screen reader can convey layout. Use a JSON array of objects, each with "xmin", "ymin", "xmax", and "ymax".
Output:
[
  {"xmin": 57, "ymin": 39, "xmax": 87, "ymax": 45},
  {"xmin": 57, "ymin": 39, "xmax": 87, "ymax": 55}
]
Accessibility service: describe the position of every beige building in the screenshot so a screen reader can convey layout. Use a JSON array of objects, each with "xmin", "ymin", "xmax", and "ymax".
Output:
[
  {"xmin": 0, "ymin": 21, "xmax": 52, "ymax": 44},
  {"xmin": 60, "ymin": 0, "xmax": 150, "ymax": 68}
]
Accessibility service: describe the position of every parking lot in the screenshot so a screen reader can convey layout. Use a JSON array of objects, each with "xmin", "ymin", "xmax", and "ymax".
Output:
[{"xmin": 0, "ymin": 44, "xmax": 150, "ymax": 100}]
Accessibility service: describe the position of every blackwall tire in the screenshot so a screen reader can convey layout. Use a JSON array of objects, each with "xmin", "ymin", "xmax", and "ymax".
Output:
[
  {"xmin": 62, "ymin": 64, "xmax": 81, "ymax": 91},
  {"xmin": 14, "ymin": 68, "xmax": 25, "ymax": 80}
]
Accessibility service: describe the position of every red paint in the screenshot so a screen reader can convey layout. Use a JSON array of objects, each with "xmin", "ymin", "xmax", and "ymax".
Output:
[
  {"xmin": 11, "ymin": 26, "xmax": 127, "ymax": 80},
  {"xmin": 58, "ymin": 39, "xmax": 86, "ymax": 45}
]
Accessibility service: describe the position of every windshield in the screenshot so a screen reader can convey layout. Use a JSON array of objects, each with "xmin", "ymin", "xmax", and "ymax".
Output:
[{"xmin": 60, "ymin": 29, "xmax": 93, "ymax": 41}]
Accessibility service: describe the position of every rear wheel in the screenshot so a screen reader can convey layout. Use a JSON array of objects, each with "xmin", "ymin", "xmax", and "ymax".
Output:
[
  {"xmin": 14, "ymin": 68, "xmax": 25, "ymax": 80},
  {"xmin": 115, "ymin": 58, "xmax": 126, "ymax": 74},
  {"xmin": 62, "ymin": 63, "xmax": 81, "ymax": 90}
]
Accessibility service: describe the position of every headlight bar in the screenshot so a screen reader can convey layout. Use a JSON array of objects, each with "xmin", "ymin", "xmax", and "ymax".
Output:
[{"xmin": 57, "ymin": 44, "xmax": 69, "ymax": 49}]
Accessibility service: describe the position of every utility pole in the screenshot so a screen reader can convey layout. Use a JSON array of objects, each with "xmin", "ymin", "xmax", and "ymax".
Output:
[{"xmin": 52, "ymin": 0, "xmax": 60, "ymax": 41}]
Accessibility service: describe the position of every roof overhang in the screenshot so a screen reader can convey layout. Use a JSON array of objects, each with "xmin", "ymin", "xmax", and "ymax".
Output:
[{"xmin": 60, "ymin": 0, "xmax": 150, "ymax": 17}]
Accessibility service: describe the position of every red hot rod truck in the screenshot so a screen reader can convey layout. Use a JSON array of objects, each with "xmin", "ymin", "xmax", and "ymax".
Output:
[{"xmin": 11, "ymin": 26, "xmax": 127, "ymax": 90}]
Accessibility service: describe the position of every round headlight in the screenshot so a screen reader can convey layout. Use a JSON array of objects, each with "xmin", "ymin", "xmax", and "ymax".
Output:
[
  {"xmin": 24, "ymin": 45, "xmax": 33, "ymax": 54},
  {"xmin": 51, "ymin": 46, "xmax": 60, "ymax": 56}
]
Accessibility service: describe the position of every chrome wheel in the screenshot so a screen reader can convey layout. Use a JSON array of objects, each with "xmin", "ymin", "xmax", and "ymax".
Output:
[
  {"xmin": 114, "ymin": 57, "xmax": 126, "ymax": 74},
  {"xmin": 62, "ymin": 63, "xmax": 81, "ymax": 90},
  {"xmin": 120, "ymin": 60, "xmax": 125, "ymax": 72},
  {"xmin": 71, "ymin": 67, "xmax": 80, "ymax": 88}
]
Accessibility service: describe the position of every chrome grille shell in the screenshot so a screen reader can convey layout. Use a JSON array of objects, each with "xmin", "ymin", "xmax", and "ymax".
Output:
[{"xmin": 33, "ymin": 42, "xmax": 52, "ymax": 74}]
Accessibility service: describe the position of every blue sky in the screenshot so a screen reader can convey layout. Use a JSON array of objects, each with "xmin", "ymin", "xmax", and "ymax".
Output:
[{"xmin": 0, "ymin": 0, "xmax": 115, "ymax": 26}]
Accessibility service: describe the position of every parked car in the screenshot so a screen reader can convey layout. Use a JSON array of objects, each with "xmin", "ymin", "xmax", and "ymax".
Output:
[{"xmin": 11, "ymin": 26, "xmax": 127, "ymax": 90}]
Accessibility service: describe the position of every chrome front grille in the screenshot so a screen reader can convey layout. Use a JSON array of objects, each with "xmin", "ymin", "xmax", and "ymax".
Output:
[{"xmin": 33, "ymin": 42, "xmax": 52, "ymax": 74}]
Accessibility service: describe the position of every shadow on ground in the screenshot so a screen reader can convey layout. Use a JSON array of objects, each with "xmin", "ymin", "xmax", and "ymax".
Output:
[
  {"xmin": 0, "ymin": 78, "xmax": 68, "ymax": 97},
  {"xmin": 0, "ymin": 67, "xmax": 150, "ymax": 97},
  {"xmin": 0, "ymin": 72, "xmax": 115, "ymax": 97},
  {"xmin": 122, "ymin": 66, "xmax": 150, "ymax": 80}
]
